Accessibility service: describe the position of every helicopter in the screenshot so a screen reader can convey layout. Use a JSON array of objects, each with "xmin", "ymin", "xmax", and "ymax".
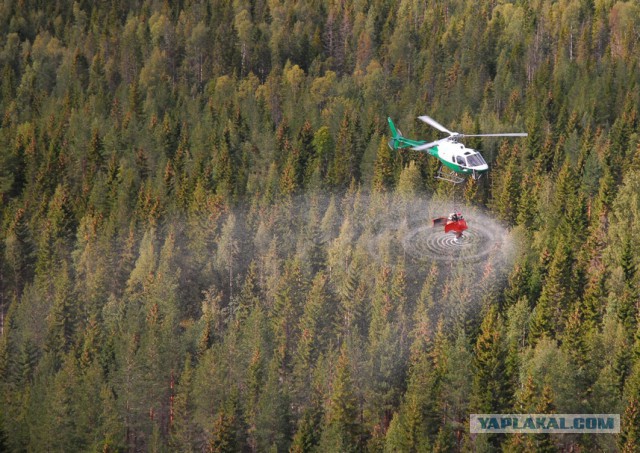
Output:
[{"xmin": 387, "ymin": 116, "xmax": 527, "ymax": 184}]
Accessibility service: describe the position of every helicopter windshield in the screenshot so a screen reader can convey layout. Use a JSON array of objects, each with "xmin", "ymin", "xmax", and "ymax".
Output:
[{"xmin": 466, "ymin": 153, "xmax": 486, "ymax": 167}]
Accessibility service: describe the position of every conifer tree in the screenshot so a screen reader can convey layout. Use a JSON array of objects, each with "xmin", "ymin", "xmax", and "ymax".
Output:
[
  {"xmin": 533, "ymin": 384, "xmax": 557, "ymax": 453},
  {"xmin": 441, "ymin": 329, "xmax": 473, "ymax": 448},
  {"xmin": 169, "ymin": 356, "xmax": 196, "ymax": 451},
  {"xmin": 396, "ymin": 161, "xmax": 423, "ymax": 200},
  {"xmin": 210, "ymin": 410, "xmax": 239, "ymax": 453},
  {"xmin": 619, "ymin": 398, "xmax": 640, "ymax": 453},
  {"xmin": 329, "ymin": 109, "xmax": 363, "ymax": 188},
  {"xmin": 319, "ymin": 346, "xmax": 361, "ymax": 453},
  {"xmin": 617, "ymin": 234, "xmax": 638, "ymax": 336},
  {"xmin": 372, "ymin": 138, "xmax": 395, "ymax": 192},
  {"xmin": 46, "ymin": 352, "xmax": 84, "ymax": 451},
  {"xmin": 279, "ymin": 149, "xmax": 300, "ymax": 197},
  {"xmin": 561, "ymin": 305, "xmax": 593, "ymax": 401},
  {"xmin": 4, "ymin": 207, "xmax": 34, "ymax": 295},
  {"xmin": 3, "ymin": 3, "xmax": 640, "ymax": 451},
  {"xmin": 491, "ymin": 142, "xmax": 521, "ymax": 225},
  {"xmin": 45, "ymin": 260, "xmax": 76, "ymax": 362},
  {"xmin": 215, "ymin": 213, "xmax": 239, "ymax": 299},
  {"xmin": 503, "ymin": 261, "xmax": 533, "ymax": 310},
  {"xmin": 297, "ymin": 119, "xmax": 315, "ymax": 187},
  {"xmin": 516, "ymin": 173, "xmax": 539, "ymax": 230},
  {"xmin": 295, "ymin": 272, "xmax": 333, "ymax": 365},
  {"xmin": 472, "ymin": 306, "xmax": 509, "ymax": 414},
  {"xmin": 311, "ymin": 126, "xmax": 334, "ymax": 184},
  {"xmin": 530, "ymin": 240, "xmax": 574, "ymax": 342},
  {"xmin": 580, "ymin": 217, "xmax": 609, "ymax": 328},
  {"xmin": 290, "ymin": 406, "xmax": 322, "ymax": 453},
  {"xmin": 366, "ymin": 264, "xmax": 407, "ymax": 431},
  {"xmin": 384, "ymin": 311, "xmax": 435, "ymax": 452},
  {"xmin": 255, "ymin": 356, "xmax": 292, "ymax": 451}
]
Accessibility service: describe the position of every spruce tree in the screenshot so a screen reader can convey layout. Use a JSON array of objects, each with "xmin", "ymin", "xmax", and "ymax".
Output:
[
  {"xmin": 169, "ymin": 356, "xmax": 196, "ymax": 452},
  {"xmin": 319, "ymin": 346, "xmax": 361, "ymax": 453},
  {"xmin": 619, "ymin": 398, "xmax": 640, "ymax": 453},
  {"xmin": 210, "ymin": 410, "xmax": 238, "ymax": 453},
  {"xmin": 372, "ymin": 138, "xmax": 395, "ymax": 192},
  {"xmin": 472, "ymin": 306, "xmax": 509, "ymax": 415}
]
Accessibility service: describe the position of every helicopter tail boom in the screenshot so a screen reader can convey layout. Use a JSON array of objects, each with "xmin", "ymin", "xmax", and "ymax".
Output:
[{"xmin": 387, "ymin": 117, "xmax": 430, "ymax": 150}]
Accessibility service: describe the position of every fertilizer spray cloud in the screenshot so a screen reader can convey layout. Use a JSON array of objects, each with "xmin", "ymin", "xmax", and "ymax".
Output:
[
  {"xmin": 242, "ymin": 191, "xmax": 518, "ymax": 331},
  {"xmin": 362, "ymin": 195, "xmax": 515, "ymax": 265}
]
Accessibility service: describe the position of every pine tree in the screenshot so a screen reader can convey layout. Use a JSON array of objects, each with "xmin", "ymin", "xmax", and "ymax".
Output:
[
  {"xmin": 169, "ymin": 356, "xmax": 196, "ymax": 451},
  {"xmin": 561, "ymin": 305, "xmax": 593, "ymax": 402},
  {"xmin": 127, "ymin": 79, "xmax": 143, "ymax": 120},
  {"xmin": 234, "ymin": 260, "xmax": 261, "ymax": 323},
  {"xmin": 472, "ymin": 306, "xmax": 510, "ymax": 415},
  {"xmin": 292, "ymin": 272, "xmax": 334, "ymax": 409},
  {"xmin": 297, "ymin": 119, "xmax": 315, "ymax": 187},
  {"xmin": 4, "ymin": 207, "xmax": 34, "ymax": 295},
  {"xmin": 45, "ymin": 260, "xmax": 76, "ymax": 362},
  {"xmin": 506, "ymin": 375, "xmax": 555, "ymax": 452},
  {"xmin": 319, "ymin": 346, "xmax": 361, "ymax": 453},
  {"xmin": 533, "ymin": 384, "xmax": 557, "ymax": 453},
  {"xmin": 516, "ymin": 173, "xmax": 539, "ymax": 230},
  {"xmin": 619, "ymin": 398, "xmax": 640, "ymax": 452},
  {"xmin": 366, "ymin": 264, "xmax": 407, "ymax": 432},
  {"xmin": 311, "ymin": 126, "xmax": 334, "ymax": 184},
  {"xmin": 372, "ymin": 138, "xmax": 395, "ymax": 192},
  {"xmin": 271, "ymin": 259, "xmax": 307, "ymax": 371},
  {"xmin": 329, "ymin": 109, "xmax": 363, "ymax": 188},
  {"xmin": 530, "ymin": 240, "xmax": 574, "ymax": 343},
  {"xmin": 279, "ymin": 147, "xmax": 299, "ymax": 198},
  {"xmin": 441, "ymin": 329, "xmax": 473, "ymax": 449},
  {"xmin": 491, "ymin": 142, "xmax": 521, "ymax": 225},
  {"xmin": 88, "ymin": 127, "xmax": 104, "ymax": 174},
  {"xmin": 46, "ymin": 352, "xmax": 84, "ymax": 451},
  {"xmin": 503, "ymin": 261, "xmax": 533, "ymax": 310},
  {"xmin": 255, "ymin": 356, "xmax": 292, "ymax": 451},
  {"xmin": 215, "ymin": 213, "xmax": 239, "ymax": 299},
  {"xmin": 618, "ymin": 234, "xmax": 638, "ymax": 336},
  {"xmin": 214, "ymin": 129, "xmax": 237, "ymax": 199},
  {"xmin": 290, "ymin": 404, "xmax": 323, "ymax": 453},
  {"xmin": 581, "ymin": 254, "xmax": 608, "ymax": 329},
  {"xmin": 463, "ymin": 174, "xmax": 480, "ymax": 205},
  {"xmin": 396, "ymin": 161, "xmax": 423, "ymax": 199},
  {"xmin": 384, "ymin": 317, "xmax": 435, "ymax": 452},
  {"xmin": 210, "ymin": 410, "xmax": 238, "ymax": 453}
]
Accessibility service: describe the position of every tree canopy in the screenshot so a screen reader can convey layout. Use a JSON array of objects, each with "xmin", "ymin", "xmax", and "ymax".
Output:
[{"xmin": 1, "ymin": 0, "xmax": 639, "ymax": 451}]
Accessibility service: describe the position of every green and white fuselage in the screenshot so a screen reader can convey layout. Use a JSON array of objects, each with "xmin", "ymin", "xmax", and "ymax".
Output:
[
  {"xmin": 422, "ymin": 139, "xmax": 488, "ymax": 176},
  {"xmin": 387, "ymin": 117, "xmax": 490, "ymax": 181}
]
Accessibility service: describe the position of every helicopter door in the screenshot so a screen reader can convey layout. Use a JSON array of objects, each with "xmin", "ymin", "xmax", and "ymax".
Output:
[{"xmin": 455, "ymin": 155, "xmax": 467, "ymax": 167}]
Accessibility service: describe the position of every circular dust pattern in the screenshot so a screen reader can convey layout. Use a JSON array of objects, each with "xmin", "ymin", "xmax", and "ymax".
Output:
[{"xmin": 402, "ymin": 217, "xmax": 500, "ymax": 263}]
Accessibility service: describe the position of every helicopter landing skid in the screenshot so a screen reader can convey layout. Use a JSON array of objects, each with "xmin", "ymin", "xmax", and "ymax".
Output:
[{"xmin": 436, "ymin": 167, "xmax": 465, "ymax": 184}]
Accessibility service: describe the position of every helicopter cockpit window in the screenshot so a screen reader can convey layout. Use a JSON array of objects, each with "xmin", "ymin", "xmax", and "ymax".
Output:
[
  {"xmin": 455, "ymin": 156, "xmax": 467, "ymax": 166},
  {"xmin": 466, "ymin": 153, "xmax": 486, "ymax": 167}
]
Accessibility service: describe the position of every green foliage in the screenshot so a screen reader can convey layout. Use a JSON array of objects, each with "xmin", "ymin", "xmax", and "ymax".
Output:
[
  {"xmin": 472, "ymin": 306, "xmax": 510, "ymax": 414},
  {"xmin": 319, "ymin": 347, "xmax": 361, "ymax": 452},
  {"xmin": 1, "ymin": 2, "xmax": 639, "ymax": 451},
  {"xmin": 619, "ymin": 397, "xmax": 640, "ymax": 453},
  {"xmin": 372, "ymin": 138, "xmax": 396, "ymax": 192}
]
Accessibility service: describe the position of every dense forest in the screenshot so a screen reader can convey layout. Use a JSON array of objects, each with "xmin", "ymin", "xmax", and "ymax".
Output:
[{"xmin": 1, "ymin": 0, "xmax": 640, "ymax": 451}]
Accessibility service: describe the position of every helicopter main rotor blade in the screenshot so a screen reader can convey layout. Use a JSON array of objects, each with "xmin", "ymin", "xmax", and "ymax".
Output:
[
  {"xmin": 418, "ymin": 116, "xmax": 454, "ymax": 135},
  {"xmin": 462, "ymin": 133, "xmax": 528, "ymax": 137},
  {"xmin": 411, "ymin": 140, "xmax": 443, "ymax": 151}
]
